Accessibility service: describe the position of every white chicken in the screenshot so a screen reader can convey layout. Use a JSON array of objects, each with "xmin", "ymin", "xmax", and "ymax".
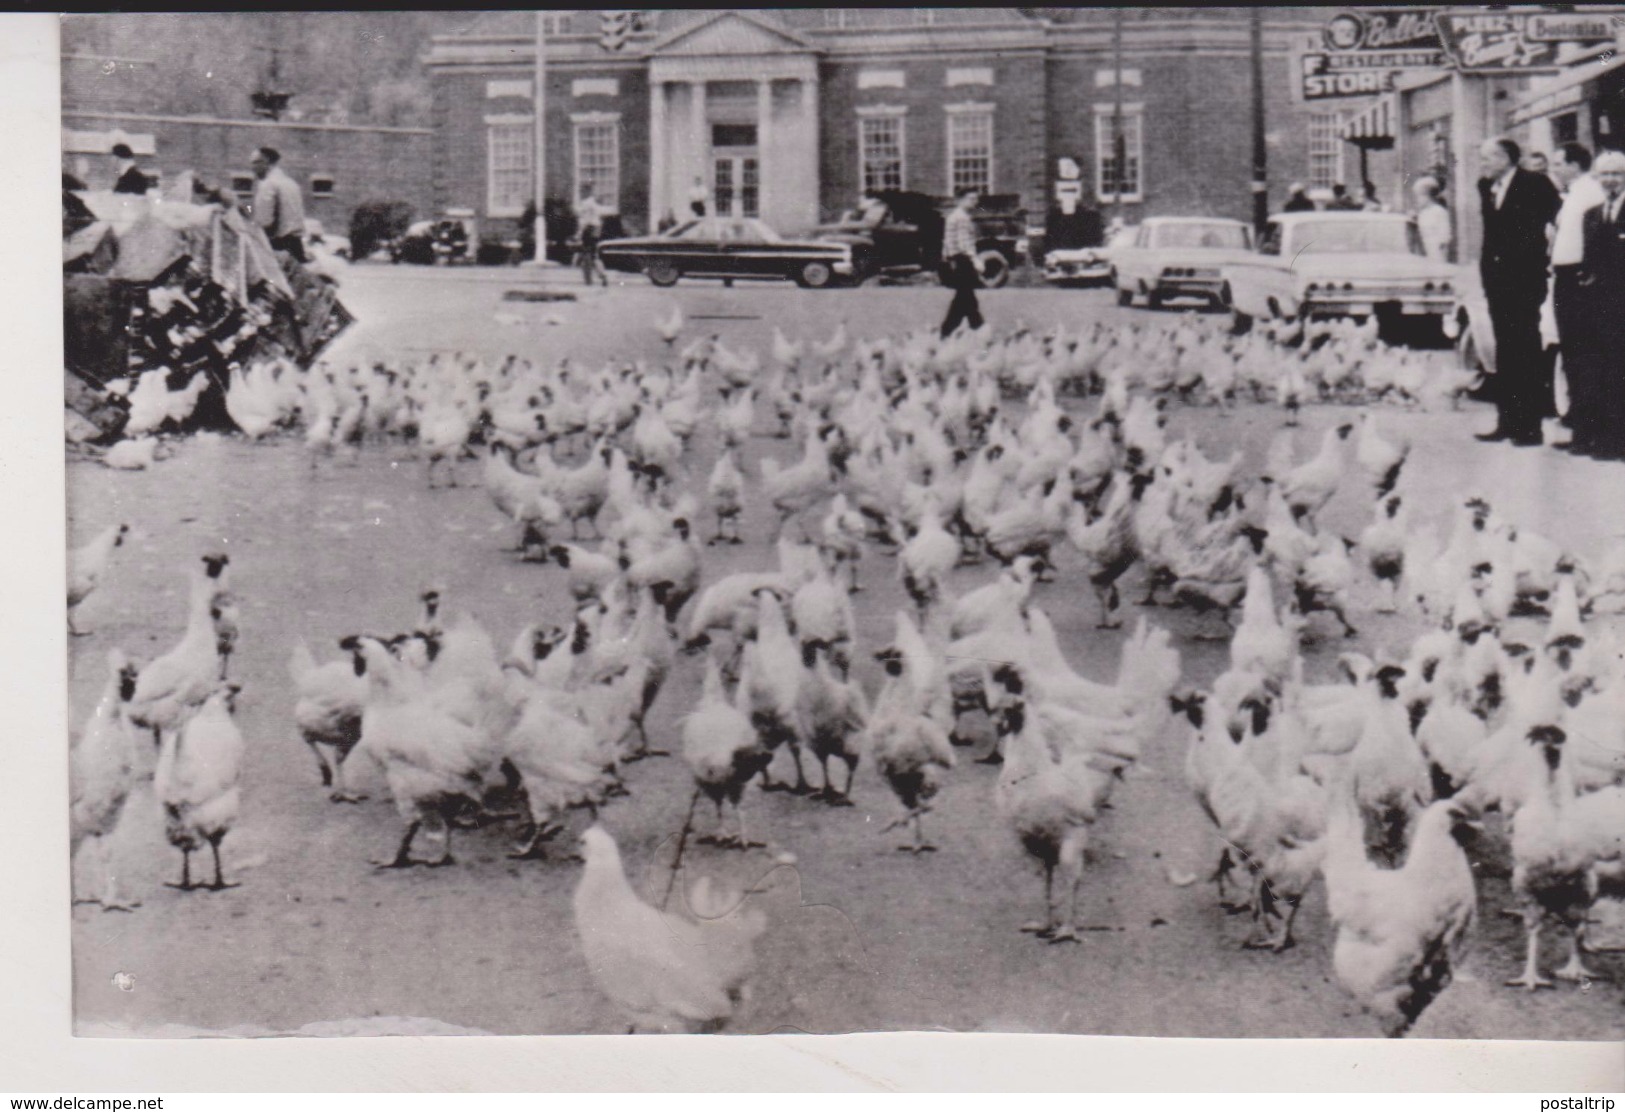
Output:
[
  {"xmin": 155, "ymin": 682, "xmax": 245, "ymax": 891},
  {"xmin": 68, "ymin": 522, "xmax": 128, "ymax": 636},
  {"xmin": 573, "ymin": 825, "xmax": 767, "ymax": 1033},
  {"xmin": 70, "ymin": 650, "xmax": 145, "ymax": 910},
  {"xmin": 288, "ymin": 635, "xmax": 369, "ymax": 802}
]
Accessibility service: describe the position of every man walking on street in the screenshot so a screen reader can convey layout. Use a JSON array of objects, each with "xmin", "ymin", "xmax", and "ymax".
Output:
[
  {"xmin": 939, "ymin": 188, "xmax": 985, "ymax": 339},
  {"xmin": 1573, "ymin": 150, "xmax": 1625, "ymax": 461},
  {"xmin": 1475, "ymin": 136, "xmax": 1561, "ymax": 446},
  {"xmin": 574, "ymin": 181, "xmax": 610, "ymax": 288},
  {"xmin": 251, "ymin": 146, "xmax": 307, "ymax": 262},
  {"xmin": 1547, "ymin": 142, "xmax": 1607, "ymax": 455}
]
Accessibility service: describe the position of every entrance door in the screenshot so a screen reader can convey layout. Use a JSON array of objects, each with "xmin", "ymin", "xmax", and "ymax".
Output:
[{"xmin": 713, "ymin": 155, "xmax": 760, "ymax": 219}]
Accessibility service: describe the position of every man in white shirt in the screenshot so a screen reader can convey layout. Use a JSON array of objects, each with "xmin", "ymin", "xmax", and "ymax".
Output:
[
  {"xmin": 573, "ymin": 181, "xmax": 609, "ymax": 288},
  {"xmin": 1412, "ymin": 176, "xmax": 1452, "ymax": 262},
  {"xmin": 251, "ymin": 147, "xmax": 307, "ymax": 262},
  {"xmin": 1548, "ymin": 143, "xmax": 1607, "ymax": 454}
]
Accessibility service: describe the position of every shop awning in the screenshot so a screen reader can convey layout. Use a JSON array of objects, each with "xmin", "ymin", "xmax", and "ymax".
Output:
[
  {"xmin": 1341, "ymin": 98, "xmax": 1395, "ymax": 149},
  {"xmin": 1510, "ymin": 52, "xmax": 1625, "ymax": 125}
]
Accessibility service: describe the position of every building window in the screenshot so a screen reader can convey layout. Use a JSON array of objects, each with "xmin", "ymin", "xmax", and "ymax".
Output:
[
  {"xmin": 860, "ymin": 115, "xmax": 905, "ymax": 193},
  {"xmin": 1094, "ymin": 105, "xmax": 1143, "ymax": 202},
  {"xmin": 1308, "ymin": 111, "xmax": 1347, "ymax": 190},
  {"xmin": 574, "ymin": 119, "xmax": 620, "ymax": 212},
  {"xmin": 542, "ymin": 12, "xmax": 571, "ymax": 36},
  {"xmin": 231, "ymin": 173, "xmax": 254, "ymax": 198},
  {"xmin": 487, "ymin": 121, "xmax": 533, "ymax": 217},
  {"xmin": 947, "ymin": 109, "xmax": 993, "ymax": 195},
  {"xmin": 310, "ymin": 174, "xmax": 335, "ymax": 198},
  {"xmin": 1552, "ymin": 111, "xmax": 1579, "ymax": 144},
  {"xmin": 824, "ymin": 9, "xmax": 856, "ymax": 28}
]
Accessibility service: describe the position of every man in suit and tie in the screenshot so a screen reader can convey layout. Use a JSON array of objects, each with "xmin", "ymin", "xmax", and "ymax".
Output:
[
  {"xmin": 1476, "ymin": 136, "xmax": 1562, "ymax": 446},
  {"xmin": 1572, "ymin": 150, "xmax": 1625, "ymax": 461}
]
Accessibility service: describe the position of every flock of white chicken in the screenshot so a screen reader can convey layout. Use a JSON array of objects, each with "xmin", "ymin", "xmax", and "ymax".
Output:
[{"xmin": 68, "ymin": 305, "xmax": 1625, "ymax": 1037}]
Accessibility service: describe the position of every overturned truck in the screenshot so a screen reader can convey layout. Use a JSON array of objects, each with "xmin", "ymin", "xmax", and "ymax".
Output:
[{"xmin": 63, "ymin": 188, "xmax": 353, "ymax": 443}]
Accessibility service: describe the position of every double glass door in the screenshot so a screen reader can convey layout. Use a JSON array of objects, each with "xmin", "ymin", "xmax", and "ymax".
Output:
[{"xmin": 713, "ymin": 155, "xmax": 759, "ymax": 220}]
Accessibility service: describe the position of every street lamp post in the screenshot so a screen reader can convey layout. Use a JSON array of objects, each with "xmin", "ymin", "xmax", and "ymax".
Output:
[
  {"xmin": 531, "ymin": 10, "xmax": 549, "ymax": 265},
  {"xmin": 1112, "ymin": 7, "xmax": 1125, "ymax": 218},
  {"xmin": 1250, "ymin": 8, "xmax": 1270, "ymax": 237}
]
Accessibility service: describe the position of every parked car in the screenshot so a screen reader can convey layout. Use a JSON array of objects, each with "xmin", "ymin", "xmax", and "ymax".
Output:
[
  {"xmin": 1221, "ymin": 212, "xmax": 1460, "ymax": 339},
  {"xmin": 390, "ymin": 216, "xmax": 475, "ymax": 266},
  {"xmin": 598, "ymin": 216, "xmax": 856, "ymax": 288},
  {"xmin": 1112, "ymin": 217, "xmax": 1254, "ymax": 308},
  {"xmin": 1044, "ymin": 224, "xmax": 1136, "ymax": 286},
  {"xmin": 812, "ymin": 190, "xmax": 1027, "ymax": 289}
]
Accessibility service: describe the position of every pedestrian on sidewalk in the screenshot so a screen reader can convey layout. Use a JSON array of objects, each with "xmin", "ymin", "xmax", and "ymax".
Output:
[
  {"xmin": 1412, "ymin": 176, "xmax": 1453, "ymax": 262},
  {"xmin": 1474, "ymin": 136, "xmax": 1561, "ymax": 447},
  {"xmin": 939, "ymin": 187, "xmax": 985, "ymax": 339},
  {"xmin": 1547, "ymin": 142, "xmax": 1607, "ymax": 454},
  {"xmin": 574, "ymin": 181, "xmax": 610, "ymax": 288},
  {"xmin": 1571, "ymin": 150, "xmax": 1625, "ymax": 461}
]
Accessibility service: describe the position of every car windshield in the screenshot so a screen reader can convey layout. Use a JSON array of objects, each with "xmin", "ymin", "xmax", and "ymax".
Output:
[
  {"xmin": 667, "ymin": 218, "xmax": 719, "ymax": 241},
  {"xmin": 1284, "ymin": 219, "xmax": 1422, "ymax": 256},
  {"xmin": 1151, "ymin": 223, "xmax": 1249, "ymax": 249}
]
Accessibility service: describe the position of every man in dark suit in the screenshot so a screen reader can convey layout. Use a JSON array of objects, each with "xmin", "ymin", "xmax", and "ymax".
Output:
[
  {"xmin": 1475, "ymin": 136, "xmax": 1562, "ymax": 446},
  {"xmin": 110, "ymin": 143, "xmax": 148, "ymax": 195},
  {"xmin": 1573, "ymin": 150, "xmax": 1625, "ymax": 460}
]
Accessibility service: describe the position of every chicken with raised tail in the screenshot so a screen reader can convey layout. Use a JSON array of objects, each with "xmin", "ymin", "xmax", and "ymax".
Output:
[{"xmin": 288, "ymin": 635, "xmax": 370, "ymax": 802}]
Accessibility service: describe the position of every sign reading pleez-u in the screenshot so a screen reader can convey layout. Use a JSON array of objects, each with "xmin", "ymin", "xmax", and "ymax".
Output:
[{"xmin": 1434, "ymin": 9, "xmax": 1623, "ymax": 73}]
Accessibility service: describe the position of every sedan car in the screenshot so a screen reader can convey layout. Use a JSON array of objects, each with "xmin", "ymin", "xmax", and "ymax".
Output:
[
  {"xmin": 599, "ymin": 216, "xmax": 856, "ymax": 289},
  {"xmin": 1112, "ymin": 217, "xmax": 1254, "ymax": 308},
  {"xmin": 1221, "ymin": 212, "xmax": 1460, "ymax": 338},
  {"xmin": 1044, "ymin": 224, "xmax": 1136, "ymax": 287}
]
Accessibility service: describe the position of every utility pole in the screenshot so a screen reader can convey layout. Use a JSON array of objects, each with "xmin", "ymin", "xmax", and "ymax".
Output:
[
  {"xmin": 530, "ymin": 10, "xmax": 549, "ymax": 265},
  {"xmin": 1250, "ymin": 8, "xmax": 1269, "ymax": 238},
  {"xmin": 1112, "ymin": 7, "xmax": 1126, "ymax": 218}
]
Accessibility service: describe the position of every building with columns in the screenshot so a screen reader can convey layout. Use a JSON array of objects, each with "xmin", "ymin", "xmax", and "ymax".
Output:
[{"xmin": 424, "ymin": 8, "xmax": 1368, "ymax": 243}]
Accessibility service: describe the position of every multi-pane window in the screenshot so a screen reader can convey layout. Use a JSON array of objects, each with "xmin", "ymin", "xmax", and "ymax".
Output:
[
  {"xmin": 947, "ymin": 110, "xmax": 993, "ymax": 195},
  {"xmin": 860, "ymin": 115, "xmax": 905, "ymax": 192},
  {"xmin": 1094, "ymin": 106, "xmax": 1143, "ymax": 201},
  {"xmin": 574, "ymin": 120, "xmax": 620, "ymax": 211},
  {"xmin": 1308, "ymin": 111, "xmax": 1346, "ymax": 189},
  {"xmin": 487, "ymin": 122, "xmax": 533, "ymax": 216}
]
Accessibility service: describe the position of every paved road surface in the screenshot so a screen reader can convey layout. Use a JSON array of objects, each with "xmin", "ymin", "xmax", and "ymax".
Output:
[{"xmin": 67, "ymin": 264, "xmax": 1625, "ymax": 1038}]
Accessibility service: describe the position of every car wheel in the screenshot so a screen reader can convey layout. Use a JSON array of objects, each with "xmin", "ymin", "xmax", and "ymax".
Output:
[
  {"xmin": 1116, "ymin": 286, "xmax": 1133, "ymax": 308},
  {"xmin": 796, "ymin": 261, "xmax": 834, "ymax": 289},
  {"xmin": 646, "ymin": 261, "xmax": 680, "ymax": 287},
  {"xmin": 977, "ymin": 251, "xmax": 1010, "ymax": 290},
  {"xmin": 1147, "ymin": 290, "xmax": 1164, "ymax": 311}
]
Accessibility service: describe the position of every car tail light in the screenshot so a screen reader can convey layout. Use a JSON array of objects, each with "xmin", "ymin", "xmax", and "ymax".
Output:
[
  {"xmin": 1440, "ymin": 280, "xmax": 1452, "ymax": 293},
  {"xmin": 1306, "ymin": 282, "xmax": 1319, "ymax": 293},
  {"xmin": 1342, "ymin": 282, "xmax": 1354, "ymax": 292},
  {"xmin": 1423, "ymin": 281, "xmax": 1434, "ymax": 292}
]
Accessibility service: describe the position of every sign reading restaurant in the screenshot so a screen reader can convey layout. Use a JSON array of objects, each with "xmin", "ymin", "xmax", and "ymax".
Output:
[
  {"xmin": 1304, "ymin": 7, "xmax": 1446, "ymax": 99},
  {"xmin": 1433, "ymin": 8, "xmax": 1624, "ymax": 73}
]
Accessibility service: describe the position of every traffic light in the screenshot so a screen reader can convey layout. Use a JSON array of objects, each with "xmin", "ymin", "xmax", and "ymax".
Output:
[{"xmin": 599, "ymin": 11, "xmax": 643, "ymax": 52}]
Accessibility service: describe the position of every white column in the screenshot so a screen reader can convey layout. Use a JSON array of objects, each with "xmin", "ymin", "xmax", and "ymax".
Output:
[
  {"xmin": 802, "ymin": 73, "xmax": 819, "ymax": 228},
  {"xmin": 757, "ymin": 78, "xmax": 773, "ymax": 224},
  {"xmin": 690, "ymin": 80, "xmax": 708, "ymax": 213},
  {"xmin": 649, "ymin": 81, "xmax": 668, "ymax": 229}
]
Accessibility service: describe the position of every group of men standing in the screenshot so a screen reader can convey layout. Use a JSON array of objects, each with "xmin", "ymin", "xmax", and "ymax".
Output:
[{"xmin": 1476, "ymin": 138, "xmax": 1625, "ymax": 461}]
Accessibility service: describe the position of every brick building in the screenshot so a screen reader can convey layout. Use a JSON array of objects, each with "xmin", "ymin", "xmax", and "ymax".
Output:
[
  {"xmin": 61, "ymin": 52, "xmax": 434, "ymax": 237},
  {"xmin": 423, "ymin": 8, "xmax": 1380, "ymax": 243}
]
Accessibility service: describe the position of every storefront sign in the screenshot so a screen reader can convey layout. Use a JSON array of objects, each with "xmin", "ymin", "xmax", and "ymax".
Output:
[
  {"xmin": 1322, "ymin": 8, "xmax": 1443, "ymax": 53},
  {"xmin": 1302, "ymin": 53, "xmax": 1435, "ymax": 99},
  {"xmin": 1434, "ymin": 9, "xmax": 1622, "ymax": 73}
]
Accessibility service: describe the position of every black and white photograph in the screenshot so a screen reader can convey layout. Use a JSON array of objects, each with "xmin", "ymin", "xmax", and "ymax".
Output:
[{"xmin": 53, "ymin": 6, "xmax": 1625, "ymax": 1047}]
